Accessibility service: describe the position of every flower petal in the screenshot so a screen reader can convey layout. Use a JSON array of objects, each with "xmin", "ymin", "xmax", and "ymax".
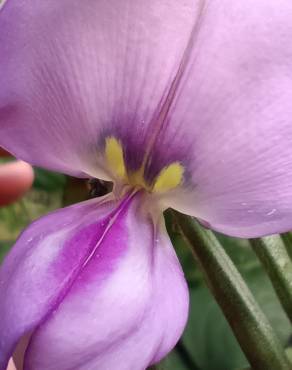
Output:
[
  {"xmin": 0, "ymin": 195, "xmax": 117, "ymax": 370},
  {"xmin": 0, "ymin": 0, "xmax": 199, "ymax": 178},
  {"xmin": 0, "ymin": 193, "xmax": 188, "ymax": 370},
  {"xmin": 24, "ymin": 201, "xmax": 188, "ymax": 369},
  {"xmin": 154, "ymin": 0, "xmax": 292, "ymax": 238}
]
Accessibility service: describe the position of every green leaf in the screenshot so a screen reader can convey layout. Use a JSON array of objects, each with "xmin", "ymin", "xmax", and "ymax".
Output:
[
  {"xmin": 159, "ymin": 350, "xmax": 189, "ymax": 370},
  {"xmin": 183, "ymin": 286, "xmax": 248, "ymax": 370}
]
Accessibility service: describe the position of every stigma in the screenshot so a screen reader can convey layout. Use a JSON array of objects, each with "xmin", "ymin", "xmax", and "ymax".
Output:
[{"xmin": 105, "ymin": 136, "xmax": 184, "ymax": 193}]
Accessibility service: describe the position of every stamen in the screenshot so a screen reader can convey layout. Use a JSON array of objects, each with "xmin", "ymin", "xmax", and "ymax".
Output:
[
  {"xmin": 105, "ymin": 137, "xmax": 126, "ymax": 179},
  {"xmin": 104, "ymin": 136, "xmax": 184, "ymax": 193},
  {"xmin": 153, "ymin": 162, "xmax": 184, "ymax": 193}
]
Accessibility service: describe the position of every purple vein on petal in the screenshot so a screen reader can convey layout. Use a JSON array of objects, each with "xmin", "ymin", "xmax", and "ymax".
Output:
[
  {"xmin": 143, "ymin": 0, "xmax": 209, "ymax": 169},
  {"xmin": 81, "ymin": 192, "xmax": 136, "ymax": 269}
]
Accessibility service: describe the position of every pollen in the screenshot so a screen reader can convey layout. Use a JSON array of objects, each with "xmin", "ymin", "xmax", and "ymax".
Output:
[
  {"xmin": 105, "ymin": 137, "xmax": 126, "ymax": 179},
  {"xmin": 153, "ymin": 162, "xmax": 184, "ymax": 193}
]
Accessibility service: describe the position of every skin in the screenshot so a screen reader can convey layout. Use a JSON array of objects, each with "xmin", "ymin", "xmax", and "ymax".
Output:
[
  {"xmin": 0, "ymin": 150, "xmax": 34, "ymax": 207},
  {"xmin": 7, "ymin": 360, "xmax": 16, "ymax": 370},
  {"xmin": 0, "ymin": 149, "xmax": 34, "ymax": 370}
]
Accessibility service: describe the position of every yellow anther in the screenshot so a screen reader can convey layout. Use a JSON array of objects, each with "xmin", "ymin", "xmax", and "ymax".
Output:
[
  {"xmin": 153, "ymin": 162, "xmax": 184, "ymax": 193},
  {"xmin": 105, "ymin": 137, "xmax": 126, "ymax": 179}
]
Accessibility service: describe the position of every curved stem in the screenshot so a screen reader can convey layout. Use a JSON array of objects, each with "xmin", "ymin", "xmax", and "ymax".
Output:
[
  {"xmin": 173, "ymin": 211, "xmax": 291, "ymax": 370},
  {"xmin": 250, "ymin": 235, "xmax": 292, "ymax": 325}
]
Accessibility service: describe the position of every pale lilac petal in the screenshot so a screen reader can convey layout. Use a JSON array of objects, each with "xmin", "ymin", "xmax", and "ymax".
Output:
[
  {"xmin": 155, "ymin": 0, "xmax": 292, "ymax": 238},
  {"xmin": 0, "ymin": 193, "xmax": 188, "ymax": 370},
  {"xmin": 0, "ymin": 0, "xmax": 199, "ymax": 178},
  {"xmin": 1, "ymin": 0, "xmax": 286, "ymax": 236},
  {"xmin": 24, "ymin": 196, "xmax": 188, "ymax": 370}
]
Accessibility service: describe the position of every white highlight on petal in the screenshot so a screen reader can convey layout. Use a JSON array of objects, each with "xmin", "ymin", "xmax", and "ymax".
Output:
[{"xmin": 267, "ymin": 208, "xmax": 277, "ymax": 216}]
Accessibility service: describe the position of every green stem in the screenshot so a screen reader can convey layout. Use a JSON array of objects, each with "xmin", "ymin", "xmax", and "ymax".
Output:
[
  {"xmin": 173, "ymin": 211, "xmax": 291, "ymax": 370},
  {"xmin": 281, "ymin": 233, "xmax": 292, "ymax": 260},
  {"xmin": 250, "ymin": 235, "xmax": 292, "ymax": 325}
]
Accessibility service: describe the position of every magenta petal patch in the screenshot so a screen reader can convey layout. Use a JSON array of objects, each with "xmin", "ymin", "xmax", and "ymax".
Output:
[
  {"xmin": 0, "ymin": 196, "xmax": 116, "ymax": 370},
  {"xmin": 0, "ymin": 193, "xmax": 188, "ymax": 370}
]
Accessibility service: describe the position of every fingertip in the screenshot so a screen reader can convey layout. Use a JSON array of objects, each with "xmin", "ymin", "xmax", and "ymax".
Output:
[
  {"xmin": 14, "ymin": 161, "xmax": 34, "ymax": 186},
  {"xmin": 0, "ymin": 161, "xmax": 34, "ymax": 206},
  {"xmin": 7, "ymin": 359, "xmax": 17, "ymax": 370}
]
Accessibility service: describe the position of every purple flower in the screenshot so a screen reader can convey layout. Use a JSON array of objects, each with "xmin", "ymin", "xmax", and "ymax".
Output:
[{"xmin": 1, "ymin": 0, "xmax": 292, "ymax": 369}]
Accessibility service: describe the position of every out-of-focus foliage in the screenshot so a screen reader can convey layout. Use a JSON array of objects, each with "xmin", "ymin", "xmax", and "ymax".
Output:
[
  {"xmin": 0, "ymin": 168, "xmax": 291, "ymax": 370},
  {"xmin": 0, "ymin": 167, "xmax": 65, "ymax": 241},
  {"xmin": 34, "ymin": 168, "xmax": 66, "ymax": 191}
]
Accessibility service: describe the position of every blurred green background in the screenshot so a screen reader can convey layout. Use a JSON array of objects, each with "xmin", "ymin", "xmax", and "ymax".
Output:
[{"xmin": 0, "ymin": 163, "xmax": 291, "ymax": 370}]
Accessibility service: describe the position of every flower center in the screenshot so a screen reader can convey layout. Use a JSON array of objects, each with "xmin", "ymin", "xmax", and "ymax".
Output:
[{"xmin": 105, "ymin": 136, "xmax": 184, "ymax": 193}]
